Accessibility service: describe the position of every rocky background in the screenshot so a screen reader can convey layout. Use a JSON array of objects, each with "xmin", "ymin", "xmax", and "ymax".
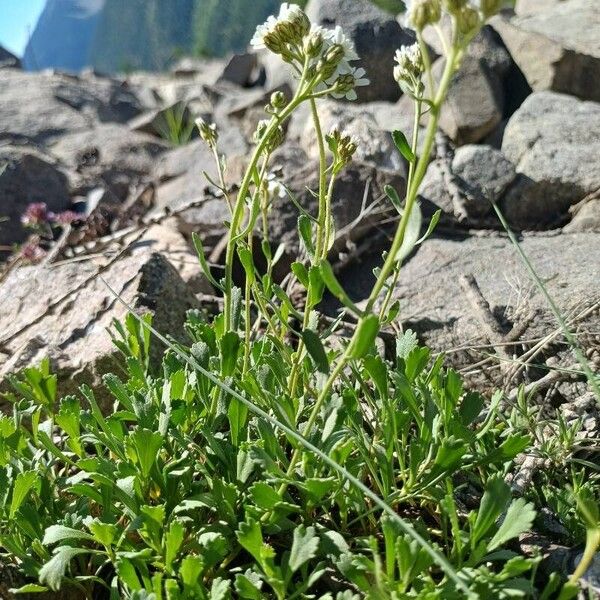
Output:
[{"xmin": 0, "ymin": 0, "xmax": 598, "ymax": 427}]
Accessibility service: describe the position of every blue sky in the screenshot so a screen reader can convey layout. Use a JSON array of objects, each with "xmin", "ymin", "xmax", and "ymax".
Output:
[{"xmin": 0, "ymin": 0, "xmax": 46, "ymax": 56}]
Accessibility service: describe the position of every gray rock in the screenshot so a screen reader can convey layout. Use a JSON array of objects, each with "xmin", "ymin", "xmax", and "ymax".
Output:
[
  {"xmin": 0, "ymin": 146, "xmax": 71, "ymax": 254},
  {"xmin": 0, "ymin": 45, "xmax": 21, "ymax": 70},
  {"xmin": 438, "ymin": 55, "xmax": 504, "ymax": 145},
  {"xmin": 564, "ymin": 198, "xmax": 600, "ymax": 233},
  {"xmin": 155, "ymin": 129, "xmax": 248, "ymax": 213},
  {"xmin": 514, "ymin": 0, "xmax": 564, "ymax": 15},
  {"xmin": 0, "ymin": 224, "xmax": 210, "ymax": 406},
  {"xmin": 0, "ymin": 70, "xmax": 143, "ymax": 145},
  {"xmin": 491, "ymin": 0, "xmax": 600, "ymax": 102},
  {"xmin": 266, "ymin": 157, "xmax": 405, "ymax": 275},
  {"xmin": 305, "ymin": 0, "xmax": 415, "ymax": 102},
  {"xmin": 418, "ymin": 145, "xmax": 515, "ymax": 220},
  {"xmin": 291, "ymin": 99, "xmax": 404, "ymax": 172},
  {"xmin": 452, "ymin": 145, "xmax": 516, "ymax": 213},
  {"xmin": 218, "ymin": 53, "xmax": 259, "ymax": 87},
  {"xmin": 333, "ymin": 232, "xmax": 600, "ymax": 395},
  {"xmin": 501, "ymin": 91, "xmax": 600, "ymax": 228},
  {"xmin": 50, "ymin": 124, "xmax": 168, "ymax": 200}
]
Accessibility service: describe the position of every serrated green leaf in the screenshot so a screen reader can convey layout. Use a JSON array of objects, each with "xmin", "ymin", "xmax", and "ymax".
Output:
[
  {"xmin": 165, "ymin": 520, "xmax": 185, "ymax": 573},
  {"xmin": 488, "ymin": 498, "xmax": 536, "ymax": 552},
  {"xmin": 39, "ymin": 546, "xmax": 89, "ymax": 591},
  {"xmin": 210, "ymin": 578, "xmax": 231, "ymax": 600},
  {"xmin": 42, "ymin": 525, "xmax": 94, "ymax": 546},
  {"xmin": 472, "ymin": 476, "xmax": 511, "ymax": 547},
  {"xmin": 396, "ymin": 329, "xmax": 418, "ymax": 360},
  {"xmin": 10, "ymin": 470, "xmax": 39, "ymax": 519},
  {"xmin": 129, "ymin": 429, "xmax": 163, "ymax": 479},
  {"xmin": 289, "ymin": 525, "xmax": 319, "ymax": 573}
]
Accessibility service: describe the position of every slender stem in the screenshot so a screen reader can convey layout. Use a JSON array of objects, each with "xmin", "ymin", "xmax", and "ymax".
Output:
[
  {"xmin": 311, "ymin": 98, "xmax": 328, "ymax": 262},
  {"xmin": 365, "ymin": 46, "xmax": 459, "ymax": 315},
  {"xmin": 287, "ymin": 97, "xmax": 331, "ymax": 396},
  {"xmin": 212, "ymin": 146, "xmax": 233, "ymax": 213},
  {"xmin": 569, "ymin": 527, "xmax": 600, "ymax": 585},
  {"xmin": 418, "ymin": 32, "xmax": 436, "ymax": 100},
  {"xmin": 224, "ymin": 94, "xmax": 306, "ymax": 331},
  {"xmin": 278, "ymin": 345, "xmax": 351, "ymax": 497},
  {"xmin": 379, "ymin": 98, "xmax": 422, "ymax": 320}
]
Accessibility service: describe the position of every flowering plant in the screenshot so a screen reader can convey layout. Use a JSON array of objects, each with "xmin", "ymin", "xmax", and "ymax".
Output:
[{"xmin": 6, "ymin": 2, "xmax": 588, "ymax": 599}]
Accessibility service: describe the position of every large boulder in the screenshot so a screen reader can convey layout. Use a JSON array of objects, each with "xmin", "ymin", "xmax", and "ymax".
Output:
[
  {"xmin": 501, "ymin": 91, "xmax": 600, "ymax": 228},
  {"xmin": 437, "ymin": 55, "xmax": 504, "ymax": 145},
  {"xmin": 419, "ymin": 144, "xmax": 516, "ymax": 221},
  {"xmin": 335, "ymin": 231, "xmax": 600, "ymax": 396},
  {"xmin": 305, "ymin": 0, "xmax": 415, "ymax": 102},
  {"xmin": 0, "ymin": 146, "xmax": 71, "ymax": 256},
  {"xmin": 0, "ymin": 224, "xmax": 210, "ymax": 407},
  {"xmin": 0, "ymin": 70, "xmax": 143, "ymax": 145},
  {"xmin": 492, "ymin": 0, "xmax": 600, "ymax": 102}
]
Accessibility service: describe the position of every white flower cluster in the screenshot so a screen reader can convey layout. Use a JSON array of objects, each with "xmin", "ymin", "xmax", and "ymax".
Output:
[
  {"xmin": 394, "ymin": 43, "xmax": 423, "ymax": 83},
  {"xmin": 251, "ymin": 4, "xmax": 368, "ymax": 101},
  {"xmin": 403, "ymin": 0, "xmax": 504, "ymax": 32}
]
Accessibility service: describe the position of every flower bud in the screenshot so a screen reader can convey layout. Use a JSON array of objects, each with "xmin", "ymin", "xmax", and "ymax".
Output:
[
  {"xmin": 304, "ymin": 29, "xmax": 324, "ymax": 58},
  {"xmin": 332, "ymin": 73, "xmax": 356, "ymax": 95},
  {"xmin": 407, "ymin": 0, "xmax": 442, "ymax": 31},
  {"xmin": 478, "ymin": 0, "xmax": 503, "ymax": 18},
  {"xmin": 263, "ymin": 30, "xmax": 287, "ymax": 55},
  {"xmin": 316, "ymin": 58, "xmax": 337, "ymax": 81},
  {"xmin": 442, "ymin": 0, "xmax": 467, "ymax": 14},
  {"xmin": 457, "ymin": 5, "xmax": 480, "ymax": 34},
  {"xmin": 195, "ymin": 117, "xmax": 218, "ymax": 148},
  {"xmin": 270, "ymin": 90, "xmax": 287, "ymax": 109},
  {"xmin": 324, "ymin": 44, "xmax": 345, "ymax": 66}
]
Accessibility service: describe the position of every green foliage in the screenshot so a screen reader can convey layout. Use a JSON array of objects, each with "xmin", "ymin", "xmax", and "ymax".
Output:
[{"xmin": 1, "ymin": 324, "xmax": 547, "ymax": 598}]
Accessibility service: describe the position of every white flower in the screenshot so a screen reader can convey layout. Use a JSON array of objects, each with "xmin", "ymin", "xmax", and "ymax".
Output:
[
  {"xmin": 323, "ymin": 26, "xmax": 359, "ymax": 62},
  {"xmin": 329, "ymin": 66, "xmax": 369, "ymax": 101},
  {"xmin": 250, "ymin": 15, "xmax": 279, "ymax": 50},
  {"xmin": 393, "ymin": 43, "xmax": 423, "ymax": 83},
  {"xmin": 266, "ymin": 172, "xmax": 287, "ymax": 199},
  {"xmin": 277, "ymin": 2, "xmax": 305, "ymax": 23}
]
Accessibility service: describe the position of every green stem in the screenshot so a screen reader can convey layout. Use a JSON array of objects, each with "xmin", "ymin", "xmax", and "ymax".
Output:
[
  {"xmin": 568, "ymin": 527, "xmax": 600, "ymax": 585},
  {"xmin": 379, "ymin": 98, "xmax": 422, "ymax": 320},
  {"xmin": 365, "ymin": 46, "xmax": 459, "ymax": 315},
  {"xmin": 311, "ymin": 98, "xmax": 328, "ymax": 262},
  {"xmin": 287, "ymin": 97, "xmax": 330, "ymax": 396},
  {"xmin": 278, "ymin": 46, "xmax": 461, "ymax": 498},
  {"xmin": 224, "ymin": 95, "xmax": 305, "ymax": 332}
]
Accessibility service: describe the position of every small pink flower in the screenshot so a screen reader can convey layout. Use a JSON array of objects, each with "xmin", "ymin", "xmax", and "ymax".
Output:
[
  {"xmin": 21, "ymin": 202, "xmax": 49, "ymax": 227},
  {"xmin": 19, "ymin": 241, "xmax": 46, "ymax": 263},
  {"xmin": 51, "ymin": 210, "xmax": 83, "ymax": 225}
]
